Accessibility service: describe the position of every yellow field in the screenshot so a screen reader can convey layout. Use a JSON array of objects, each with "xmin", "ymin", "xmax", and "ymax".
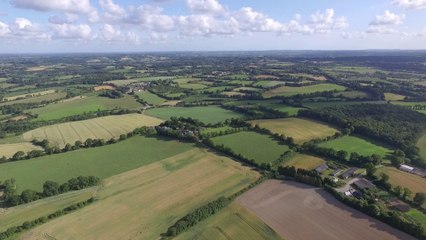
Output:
[
  {"xmin": 385, "ymin": 93, "xmax": 406, "ymax": 101},
  {"xmin": 21, "ymin": 148, "xmax": 260, "ymax": 240},
  {"xmin": 282, "ymin": 153, "xmax": 326, "ymax": 170},
  {"xmin": 176, "ymin": 203, "xmax": 283, "ymax": 240},
  {"xmin": 93, "ymin": 85, "xmax": 115, "ymax": 91},
  {"xmin": 0, "ymin": 143, "xmax": 42, "ymax": 158},
  {"xmin": 377, "ymin": 167, "xmax": 426, "ymax": 194},
  {"xmin": 22, "ymin": 114, "xmax": 163, "ymax": 147},
  {"xmin": 3, "ymin": 90, "xmax": 56, "ymax": 102},
  {"xmin": 250, "ymin": 118, "xmax": 340, "ymax": 144}
]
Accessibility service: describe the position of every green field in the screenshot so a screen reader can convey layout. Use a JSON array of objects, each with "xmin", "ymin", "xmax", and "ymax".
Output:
[
  {"xmin": 337, "ymin": 91, "xmax": 370, "ymax": 99},
  {"xmin": 146, "ymin": 106, "xmax": 245, "ymax": 124},
  {"xmin": 27, "ymin": 95, "xmax": 142, "ymax": 121},
  {"xmin": 406, "ymin": 209, "xmax": 426, "ymax": 228},
  {"xmin": 250, "ymin": 118, "xmax": 339, "ymax": 144},
  {"xmin": 384, "ymin": 93, "xmax": 406, "ymax": 101},
  {"xmin": 416, "ymin": 133, "xmax": 426, "ymax": 160},
  {"xmin": 282, "ymin": 153, "xmax": 326, "ymax": 170},
  {"xmin": 179, "ymin": 83, "xmax": 208, "ymax": 90},
  {"xmin": 0, "ymin": 136, "xmax": 194, "ymax": 192},
  {"xmin": 176, "ymin": 203, "xmax": 283, "ymax": 240},
  {"xmin": 22, "ymin": 114, "xmax": 163, "ymax": 147},
  {"xmin": 106, "ymin": 76, "xmax": 175, "ymax": 86},
  {"xmin": 211, "ymin": 131, "xmax": 289, "ymax": 165},
  {"xmin": 253, "ymin": 81, "xmax": 284, "ymax": 88},
  {"xmin": 0, "ymin": 92, "xmax": 67, "ymax": 107},
  {"xmin": 264, "ymin": 83, "xmax": 346, "ymax": 98},
  {"xmin": 319, "ymin": 135, "xmax": 392, "ymax": 158},
  {"xmin": 136, "ymin": 91, "xmax": 165, "ymax": 105}
]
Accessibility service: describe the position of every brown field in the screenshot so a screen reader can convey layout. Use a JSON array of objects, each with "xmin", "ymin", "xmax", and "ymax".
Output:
[
  {"xmin": 237, "ymin": 180, "xmax": 416, "ymax": 240},
  {"xmin": 93, "ymin": 85, "xmax": 115, "ymax": 91},
  {"xmin": 385, "ymin": 93, "xmax": 406, "ymax": 101},
  {"xmin": 282, "ymin": 153, "xmax": 326, "ymax": 170},
  {"xmin": 0, "ymin": 143, "xmax": 42, "ymax": 158},
  {"xmin": 160, "ymin": 100, "xmax": 182, "ymax": 106},
  {"xmin": 256, "ymin": 74, "xmax": 279, "ymax": 79},
  {"xmin": 377, "ymin": 167, "xmax": 426, "ymax": 194}
]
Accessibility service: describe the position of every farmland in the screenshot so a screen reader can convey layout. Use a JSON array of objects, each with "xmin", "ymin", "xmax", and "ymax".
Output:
[
  {"xmin": 0, "ymin": 143, "xmax": 42, "ymax": 158},
  {"xmin": 146, "ymin": 106, "xmax": 245, "ymax": 124},
  {"xmin": 385, "ymin": 93, "xmax": 406, "ymax": 101},
  {"xmin": 263, "ymin": 83, "xmax": 346, "ymax": 98},
  {"xmin": 0, "ymin": 92, "xmax": 67, "ymax": 107},
  {"xmin": 20, "ymin": 147, "xmax": 259, "ymax": 240},
  {"xmin": 376, "ymin": 167, "xmax": 426, "ymax": 194},
  {"xmin": 211, "ymin": 131, "xmax": 290, "ymax": 165},
  {"xmin": 282, "ymin": 153, "xmax": 326, "ymax": 170},
  {"xmin": 250, "ymin": 118, "xmax": 339, "ymax": 144},
  {"xmin": 416, "ymin": 133, "xmax": 426, "ymax": 160},
  {"xmin": 21, "ymin": 114, "xmax": 163, "ymax": 147},
  {"xmin": 319, "ymin": 135, "xmax": 393, "ymax": 158},
  {"xmin": 175, "ymin": 203, "xmax": 283, "ymax": 240},
  {"xmin": 0, "ymin": 136, "xmax": 194, "ymax": 192},
  {"xmin": 237, "ymin": 180, "xmax": 417, "ymax": 240},
  {"xmin": 136, "ymin": 91, "xmax": 165, "ymax": 105}
]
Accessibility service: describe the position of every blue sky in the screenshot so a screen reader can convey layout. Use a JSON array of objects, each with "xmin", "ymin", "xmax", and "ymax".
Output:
[{"xmin": 0, "ymin": 0, "xmax": 426, "ymax": 52}]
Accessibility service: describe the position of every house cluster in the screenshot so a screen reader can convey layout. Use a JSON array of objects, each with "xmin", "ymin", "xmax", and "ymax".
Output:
[
  {"xmin": 127, "ymin": 82, "xmax": 151, "ymax": 94},
  {"xmin": 344, "ymin": 178, "xmax": 376, "ymax": 199}
]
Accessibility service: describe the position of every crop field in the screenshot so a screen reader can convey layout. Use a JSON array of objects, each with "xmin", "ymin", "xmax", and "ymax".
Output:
[
  {"xmin": 22, "ymin": 114, "xmax": 163, "ymax": 147},
  {"xmin": 179, "ymin": 83, "xmax": 208, "ymax": 90},
  {"xmin": 146, "ymin": 106, "xmax": 245, "ymax": 124},
  {"xmin": 20, "ymin": 147, "xmax": 259, "ymax": 240},
  {"xmin": 0, "ymin": 136, "xmax": 194, "ymax": 192},
  {"xmin": 0, "ymin": 92, "xmax": 67, "ymax": 107},
  {"xmin": 175, "ymin": 203, "xmax": 283, "ymax": 240},
  {"xmin": 263, "ymin": 83, "xmax": 346, "ymax": 98},
  {"xmin": 253, "ymin": 80, "xmax": 284, "ymax": 88},
  {"xmin": 0, "ymin": 188, "xmax": 97, "ymax": 232},
  {"xmin": 376, "ymin": 167, "xmax": 426, "ymax": 194},
  {"xmin": 250, "ymin": 118, "xmax": 339, "ymax": 144},
  {"xmin": 288, "ymin": 73, "xmax": 327, "ymax": 81},
  {"xmin": 136, "ymin": 90, "xmax": 165, "ymax": 105},
  {"xmin": 28, "ymin": 95, "xmax": 142, "ymax": 121},
  {"xmin": 282, "ymin": 153, "xmax": 326, "ymax": 170},
  {"xmin": 237, "ymin": 180, "xmax": 417, "ymax": 240},
  {"xmin": 0, "ymin": 143, "xmax": 42, "ymax": 158},
  {"xmin": 2, "ymin": 90, "xmax": 57, "ymax": 102},
  {"xmin": 385, "ymin": 93, "xmax": 406, "ymax": 101},
  {"xmin": 93, "ymin": 85, "xmax": 115, "ymax": 91},
  {"xmin": 319, "ymin": 135, "xmax": 392, "ymax": 157},
  {"xmin": 211, "ymin": 131, "xmax": 289, "ymax": 165},
  {"xmin": 106, "ymin": 76, "xmax": 175, "ymax": 86}
]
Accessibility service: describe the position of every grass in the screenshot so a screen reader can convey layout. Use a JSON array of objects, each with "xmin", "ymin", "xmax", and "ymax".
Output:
[
  {"xmin": 136, "ymin": 91, "xmax": 165, "ymax": 105},
  {"xmin": 406, "ymin": 209, "xmax": 426, "ymax": 228},
  {"xmin": 416, "ymin": 133, "xmax": 426, "ymax": 160},
  {"xmin": 376, "ymin": 167, "xmax": 426, "ymax": 194},
  {"xmin": 225, "ymin": 100, "xmax": 302, "ymax": 116},
  {"xmin": 0, "ymin": 92, "xmax": 67, "ymax": 107},
  {"xmin": 263, "ymin": 83, "xmax": 346, "ymax": 98},
  {"xmin": 21, "ymin": 147, "xmax": 259, "ymax": 240},
  {"xmin": 2, "ymin": 90, "xmax": 57, "ymax": 101},
  {"xmin": 211, "ymin": 131, "xmax": 290, "ymax": 165},
  {"xmin": 28, "ymin": 95, "xmax": 142, "ymax": 121},
  {"xmin": 319, "ymin": 135, "xmax": 392, "ymax": 158},
  {"xmin": 106, "ymin": 76, "xmax": 175, "ymax": 86},
  {"xmin": 385, "ymin": 93, "xmax": 406, "ymax": 101},
  {"xmin": 146, "ymin": 106, "xmax": 245, "ymax": 124},
  {"xmin": 282, "ymin": 153, "xmax": 326, "ymax": 170},
  {"xmin": 22, "ymin": 114, "xmax": 163, "ymax": 148},
  {"xmin": 175, "ymin": 203, "xmax": 283, "ymax": 240},
  {"xmin": 250, "ymin": 118, "xmax": 340, "ymax": 144},
  {"xmin": 253, "ymin": 81, "xmax": 284, "ymax": 88},
  {"xmin": 337, "ymin": 91, "xmax": 369, "ymax": 99},
  {"xmin": 0, "ymin": 136, "xmax": 194, "ymax": 192},
  {"xmin": 179, "ymin": 83, "xmax": 208, "ymax": 90},
  {"xmin": 0, "ymin": 143, "xmax": 42, "ymax": 158}
]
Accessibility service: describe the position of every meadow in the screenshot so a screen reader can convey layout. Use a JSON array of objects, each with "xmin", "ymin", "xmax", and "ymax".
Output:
[
  {"xmin": 175, "ymin": 203, "xmax": 283, "ymax": 240},
  {"xmin": 250, "ymin": 118, "xmax": 339, "ymax": 144},
  {"xmin": 211, "ymin": 131, "xmax": 290, "ymax": 165},
  {"xmin": 0, "ymin": 136, "xmax": 194, "ymax": 192},
  {"xmin": 20, "ymin": 147, "xmax": 259, "ymax": 240},
  {"xmin": 319, "ymin": 135, "xmax": 392, "ymax": 157},
  {"xmin": 263, "ymin": 83, "xmax": 346, "ymax": 98},
  {"xmin": 136, "ymin": 91, "xmax": 166, "ymax": 105},
  {"xmin": 282, "ymin": 153, "xmax": 326, "ymax": 170},
  {"xmin": 22, "ymin": 114, "xmax": 163, "ymax": 147},
  {"xmin": 146, "ymin": 106, "xmax": 245, "ymax": 124},
  {"xmin": 28, "ymin": 95, "xmax": 142, "ymax": 121}
]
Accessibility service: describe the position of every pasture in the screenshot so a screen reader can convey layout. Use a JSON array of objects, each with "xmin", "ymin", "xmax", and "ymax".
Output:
[
  {"xmin": 211, "ymin": 131, "xmax": 289, "ymax": 165},
  {"xmin": 146, "ymin": 106, "xmax": 245, "ymax": 124},
  {"xmin": 20, "ymin": 148, "xmax": 259, "ymax": 240},
  {"xmin": 253, "ymin": 81, "xmax": 284, "ymax": 88},
  {"xmin": 263, "ymin": 83, "xmax": 346, "ymax": 98},
  {"xmin": 319, "ymin": 135, "xmax": 392, "ymax": 158},
  {"xmin": 136, "ymin": 91, "xmax": 165, "ymax": 105},
  {"xmin": 0, "ymin": 143, "xmax": 42, "ymax": 158},
  {"xmin": 0, "ymin": 136, "xmax": 194, "ymax": 192},
  {"xmin": 282, "ymin": 153, "xmax": 326, "ymax": 170},
  {"xmin": 406, "ymin": 209, "xmax": 426, "ymax": 228},
  {"xmin": 250, "ymin": 118, "xmax": 339, "ymax": 144},
  {"xmin": 28, "ymin": 95, "xmax": 142, "ymax": 121},
  {"xmin": 416, "ymin": 133, "xmax": 426, "ymax": 160},
  {"xmin": 22, "ymin": 114, "xmax": 163, "ymax": 147},
  {"xmin": 176, "ymin": 203, "xmax": 282, "ymax": 240},
  {"xmin": 237, "ymin": 180, "xmax": 417, "ymax": 240},
  {"xmin": 376, "ymin": 167, "xmax": 426, "ymax": 194},
  {"xmin": 385, "ymin": 93, "xmax": 406, "ymax": 101}
]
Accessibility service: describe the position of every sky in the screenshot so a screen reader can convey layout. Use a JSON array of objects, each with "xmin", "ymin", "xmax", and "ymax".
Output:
[{"xmin": 0, "ymin": 0, "xmax": 426, "ymax": 52}]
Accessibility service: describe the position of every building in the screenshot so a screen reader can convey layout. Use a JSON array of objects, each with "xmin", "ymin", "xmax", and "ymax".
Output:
[
  {"xmin": 331, "ymin": 168, "xmax": 342, "ymax": 177},
  {"xmin": 340, "ymin": 167, "xmax": 359, "ymax": 179},
  {"xmin": 315, "ymin": 164, "xmax": 328, "ymax": 173},
  {"xmin": 353, "ymin": 178, "xmax": 375, "ymax": 190},
  {"xmin": 399, "ymin": 164, "xmax": 414, "ymax": 173}
]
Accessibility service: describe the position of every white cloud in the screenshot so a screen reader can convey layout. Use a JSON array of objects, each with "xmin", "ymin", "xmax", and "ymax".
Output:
[
  {"xmin": 98, "ymin": 24, "xmax": 139, "ymax": 44},
  {"xmin": 393, "ymin": 0, "xmax": 426, "ymax": 10},
  {"xmin": 48, "ymin": 13, "xmax": 79, "ymax": 24},
  {"xmin": 100, "ymin": 0, "xmax": 125, "ymax": 15},
  {"xmin": 370, "ymin": 10, "xmax": 405, "ymax": 25},
  {"xmin": 9, "ymin": 18, "xmax": 50, "ymax": 40},
  {"xmin": 125, "ymin": 5, "xmax": 175, "ymax": 32},
  {"xmin": 178, "ymin": 15, "xmax": 238, "ymax": 36},
  {"xmin": 11, "ymin": 0, "xmax": 94, "ymax": 13},
  {"xmin": 366, "ymin": 25, "xmax": 398, "ymax": 34},
  {"xmin": 0, "ymin": 21, "xmax": 11, "ymax": 36},
  {"xmin": 309, "ymin": 9, "xmax": 348, "ymax": 33},
  {"xmin": 51, "ymin": 23, "xmax": 93, "ymax": 40},
  {"xmin": 186, "ymin": 0, "xmax": 225, "ymax": 14},
  {"xmin": 234, "ymin": 7, "xmax": 283, "ymax": 32}
]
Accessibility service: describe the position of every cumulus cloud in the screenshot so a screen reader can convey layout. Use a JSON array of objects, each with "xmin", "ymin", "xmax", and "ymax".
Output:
[
  {"xmin": 98, "ymin": 24, "xmax": 139, "ymax": 43},
  {"xmin": 0, "ymin": 21, "xmax": 11, "ymax": 36},
  {"xmin": 309, "ymin": 9, "xmax": 348, "ymax": 33},
  {"xmin": 48, "ymin": 13, "xmax": 79, "ymax": 24},
  {"xmin": 186, "ymin": 0, "xmax": 225, "ymax": 14},
  {"xmin": 11, "ymin": 0, "xmax": 94, "ymax": 13},
  {"xmin": 370, "ymin": 10, "xmax": 405, "ymax": 25},
  {"xmin": 51, "ymin": 23, "xmax": 93, "ymax": 40},
  {"xmin": 366, "ymin": 25, "xmax": 398, "ymax": 34},
  {"xmin": 125, "ymin": 5, "xmax": 175, "ymax": 32},
  {"xmin": 393, "ymin": 0, "xmax": 426, "ymax": 10}
]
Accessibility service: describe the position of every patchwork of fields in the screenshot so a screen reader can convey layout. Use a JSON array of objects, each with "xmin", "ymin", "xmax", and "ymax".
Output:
[
  {"xmin": 250, "ymin": 118, "xmax": 339, "ymax": 144},
  {"xmin": 20, "ymin": 147, "xmax": 259, "ymax": 240},
  {"xmin": 22, "ymin": 114, "xmax": 163, "ymax": 147}
]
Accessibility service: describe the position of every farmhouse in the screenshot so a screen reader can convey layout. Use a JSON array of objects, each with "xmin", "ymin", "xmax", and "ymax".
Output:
[
  {"xmin": 353, "ymin": 178, "xmax": 375, "ymax": 190},
  {"xmin": 340, "ymin": 167, "xmax": 359, "ymax": 179}
]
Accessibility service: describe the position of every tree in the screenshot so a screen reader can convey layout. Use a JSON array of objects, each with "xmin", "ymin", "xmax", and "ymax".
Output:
[
  {"xmin": 365, "ymin": 163, "xmax": 376, "ymax": 178},
  {"xmin": 12, "ymin": 151, "xmax": 25, "ymax": 160},
  {"xmin": 43, "ymin": 181, "xmax": 59, "ymax": 197},
  {"xmin": 20, "ymin": 189, "xmax": 38, "ymax": 203},
  {"xmin": 394, "ymin": 186, "xmax": 403, "ymax": 197},
  {"xmin": 403, "ymin": 187, "xmax": 412, "ymax": 200},
  {"xmin": 413, "ymin": 193, "xmax": 426, "ymax": 206}
]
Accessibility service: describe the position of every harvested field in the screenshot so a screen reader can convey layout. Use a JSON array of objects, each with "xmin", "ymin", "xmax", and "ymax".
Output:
[
  {"xmin": 93, "ymin": 85, "xmax": 115, "ymax": 91},
  {"xmin": 3, "ymin": 90, "xmax": 56, "ymax": 102},
  {"xmin": 250, "ymin": 118, "xmax": 339, "ymax": 144},
  {"xmin": 22, "ymin": 114, "xmax": 163, "ymax": 147},
  {"xmin": 0, "ymin": 92, "xmax": 66, "ymax": 107},
  {"xmin": 237, "ymin": 180, "xmax": 417, "ymax": 240},
  {"xmin": 256, "ymin": 75, "xmax": 279, "ymax": 79},
  {"xmin": 385, "ymin": 93, "xmax": 406, "ymax": 101},
  {"xmin": 0, "ymin": 143, "xmax": 42, "ymax": 158},
  {"xmin": 263, "ymin": 83, "xmax": 346, "ymax": 98},
  {"xmin": 377, "ymin": 167, "xmax": 426, "ymax": 194},
  {"xmin": 21, "ymin": 148, "xmax": 259, "ymax": 240},
  {"xmin": 282, "ymin": 153, "xmax": 326, "ymax": 170}
]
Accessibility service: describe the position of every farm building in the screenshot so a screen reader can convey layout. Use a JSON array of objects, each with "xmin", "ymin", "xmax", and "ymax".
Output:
[
  {"xmin": 340, "ymin": 167, "xmax": 359, "ymax": 179},
  {"xmin": 315, "ymin": 164, "xmax": 328, "ymax": 173},
  {"xmin": 353, "ymin": 178, "xmax": 375, "ymax": 190},
  {"xmin": 331, "ymin": 168, "xmax": 342, "ymax": 177},
  {"xmin": 399, "ymin": 164, "xmax": 414, "ymax": 173}
]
